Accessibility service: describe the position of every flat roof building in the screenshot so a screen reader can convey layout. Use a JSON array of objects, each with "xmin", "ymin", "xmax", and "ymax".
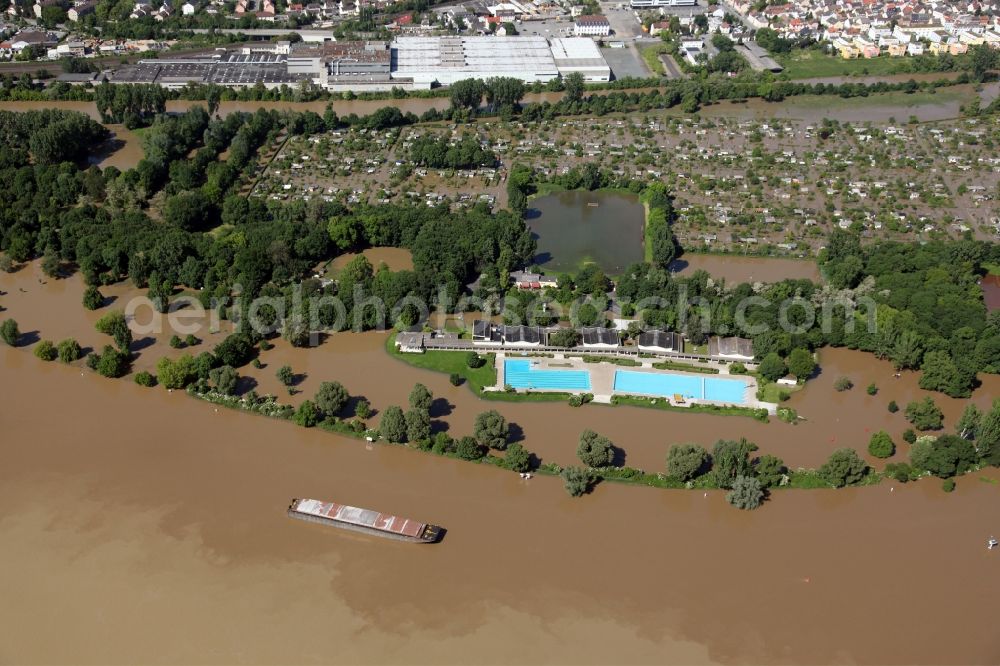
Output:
[
  {"xmin": 391, "ymin": 36, "xmax": 559, "ymax": 86},
  {"xmin": 573, "ymin": 15, "xmax": 610, "ymax": 37},
  {"xmin": 637, "ymin": 330, "xmax": 682, "ymax": 354},
  {"xmin": 580, "ymin": 327, "xmax": 619, "ymax": 348},
  {"xmin": 549, "ymin": 37, "xmax": 611, "ymax": 82}
]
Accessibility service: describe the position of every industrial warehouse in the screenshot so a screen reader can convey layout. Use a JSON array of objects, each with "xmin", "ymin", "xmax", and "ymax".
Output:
[{"xmin": 109, "ymin": 36, "xmax": 611, "ymax": 91}]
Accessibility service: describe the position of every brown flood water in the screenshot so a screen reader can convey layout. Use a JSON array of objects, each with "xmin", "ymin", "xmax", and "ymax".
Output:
[
  {"xmin": 328, "ymin": 247, "xmax": 414, "ymax": 274},
  {"xmin": 4, "ymin": 273, "xmax": 1000, "ymax": 663},
  {"xmin": 670, "ymin": 254, "xmax": 821, "ymax": 284}
]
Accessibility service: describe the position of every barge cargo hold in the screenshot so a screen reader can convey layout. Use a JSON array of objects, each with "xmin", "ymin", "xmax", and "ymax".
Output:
[{"xmin": 287, "ymin": 498, "xmax": 442, "ymax": 543}]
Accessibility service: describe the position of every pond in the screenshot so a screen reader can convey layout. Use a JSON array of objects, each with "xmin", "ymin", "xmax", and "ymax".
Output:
[{"xmin": 527, "ymin": 190, "xmax": 644, "ymax": 275}]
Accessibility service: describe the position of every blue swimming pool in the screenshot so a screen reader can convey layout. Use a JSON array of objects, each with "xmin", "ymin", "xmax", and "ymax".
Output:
[
  {"xmin": 504, "ymin": 359, "xmax": 592, "ymax": 391},
  {"xmin": 613, "ymin": 370, "xmax": 748, "ymax": 404}
]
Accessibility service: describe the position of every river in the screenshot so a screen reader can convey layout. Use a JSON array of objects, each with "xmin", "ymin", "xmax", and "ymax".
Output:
[{"xmin": 3, "ymin": 321, "xmax": 1000, "ymax": 663}]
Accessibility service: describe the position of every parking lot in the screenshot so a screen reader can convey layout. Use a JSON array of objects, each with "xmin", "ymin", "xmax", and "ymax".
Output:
[
  {"xmin": 601, "ymin": 45, "xmax": 651, "ymax": 79},
  {"xmin": 516, "ymin": 16, "xmax": 576, "ymax": 39}
]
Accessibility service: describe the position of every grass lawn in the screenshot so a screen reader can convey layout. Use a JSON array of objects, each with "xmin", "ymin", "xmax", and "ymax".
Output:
[
  {"xmin": 385, "ymin": 335, "xmax": 496, "ymax": 394},
  {"xmin": 756, "ymin": 379, "xmax": 803, "ymax": 403},
  {"xmin": 638, "ymin": 42, "xmax": 672, "ymax": 75},
  {"xmin": 984, "ymin": 262, "xmax": 1000, "ymax": 276},
  {"xmin": 652, "ymin": 359, "xmax": 719, "ymax": 374},
  {"xmin": 776, "ymin": 50, "xmax": 914, "ymax": 79}
]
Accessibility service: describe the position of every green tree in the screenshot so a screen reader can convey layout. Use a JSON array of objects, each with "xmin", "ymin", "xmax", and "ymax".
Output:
[
  {"xmin": 726, "ymin": 475, "xmax": 764, "ymax": 510},
  {"xmin": 33, "ymin": 340, "xmax": 56, "ymax": 361},
  {"xmin": 819, "ymin": 448, "xmax": 868, "ymax": 487},
  {"xmin": 82, "ymin": 285, "xmax": 104, "ymax": 310},
  {"xmin": 918, "ymin": 350, "xmax": 972, "ymax": 398},
  {"xmin": 563, "ymin": 71, "xmax": 585, "ymax": 103},
  {"xmin": 449, "ymin": 78, "xmax": 486, "ymax": 111},
  {"xmin": 89, "ymin": 345, "xmax": 130, "ymax": 378},
  {"xmin": 561, "ymin": 466, "xmax": 594, "ymax": 497},
  {"xmin": 868, "ymin": 430, "xmax": 895, "ymax": 459},
  {"xmin": 276, "ymin": 365, "xmax": 294, "ymax": 386},
  {"xmin": 712, "ymin": 438, "xmax": 758, "ymax": 489},
  {"xmin": 57, "ymin": 338, "xmax": 81, "ymax": 363},
  {"xmin": 355, "ymin": 398, "xmax": 371, "ymax": 420},
  {"xmin": 455, "ymin": 435, "xmax": 485, "ymax": 460},
  {"xmin": 474, "ymin": 410, "xmax": 509, "ymax": 450},
  {"xmin": 405, "ymin": 408, "xmax": 431, "ymax": 442},
  {"xmin": 408, "ymin": 383, "xmax": 433, "ymax": 412},
  {"xmin": 95, "ymin": 311, "xmax": 131, "ymax": 351},
  {"xmin": 666, "ymin": 443, "xmax": 710, "ymax": 481},
  {"xmin": 504, "ymin": 442, "xmax": 532, "ymax": 472},
  {"xmin": 316, "ymin": 381, "xmax": 349, "ymax": 417},
  {"xmin": 379, "ymin": 405, "xmax": 407, "ymax": 443},
  {"xmin": 758, "ymin": 352, "xmax": 787, "ymax": 382},
  {"xmin": 157, "ymin": 355, "xmax": 197, "ymax": 389},
  {"xmin": 905, "ymin": 397, "xmax": 944, "ymax": 431},
  {"xmin": 577, "ymin": 430, "xmax": 615, "ymax": 467},
  {"xmin": 466, "ymin": 352, "xmax": 485, "ymax": 368},
  {"xmin": 910, "ymin": 434, "xmax": 978, "ymax": 478},
  {"xmin": 753, "ymin": 454, "xmax": 786, "ymax": 488},
  {"xmin": 1, "ymin": 318, "xmax": 19, "ymax": 346},
  {"xmin": 294, "ymin": 400, "xmax": 319, "ymax": 427},
  {"xmin": 786, "ymin": 348, "xmax": 815, "ymax": 380},
  {"xmin": 209, "ymin": 365, "xmax": 239, "ymax": 395},
  {"xmin": 955, "ymin": 403, "xmax": 982, "ymax": 440},
  {"xmin": 977, "ymin": 401, "xmax": 1000, "ymax": 465}
]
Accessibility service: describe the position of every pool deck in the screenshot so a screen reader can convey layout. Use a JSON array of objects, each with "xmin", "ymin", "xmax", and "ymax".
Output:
[{"xmin": 491, "ymin": 353, "xmax": 776, "ymax": 413}]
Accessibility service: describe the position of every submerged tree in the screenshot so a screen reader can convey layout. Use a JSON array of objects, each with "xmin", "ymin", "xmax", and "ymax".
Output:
[{"xmin": 726, "ymin": 475, "xmax": 764, "ymax": 510}]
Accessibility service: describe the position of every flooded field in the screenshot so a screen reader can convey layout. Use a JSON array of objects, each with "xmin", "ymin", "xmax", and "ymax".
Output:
[
  {"xmin": 528, "ymin": 190, "xmax": 645, "ymax": 274},
  {"xmin": 4, "ymin": 325, "xmax": 1000, "ymax": 663},
  {"xmin": 670, "ymin": 254, "xmax": 821, "ymax": 284},
  {"xmin": 327, "ymin": 247, "xmax": 414, "ymax": 274}
]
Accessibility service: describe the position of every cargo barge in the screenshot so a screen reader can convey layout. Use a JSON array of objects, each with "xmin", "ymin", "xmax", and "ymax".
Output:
[{"xmin": 287, "ymin": 498, "xmax": 442, "ymax": 543}]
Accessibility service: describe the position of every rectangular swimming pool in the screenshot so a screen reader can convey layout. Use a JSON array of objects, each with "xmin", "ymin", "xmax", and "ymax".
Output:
[
  {"xmin": 504, "ymin": 359, "xmax": 592, "ymax": 391},
  {"xmin": 613, "ymin": 370, "xmax": 748, "ymax": 404}
]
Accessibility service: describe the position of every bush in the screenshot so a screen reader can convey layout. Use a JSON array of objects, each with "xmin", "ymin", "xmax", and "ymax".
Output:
[
  {"xmin": 868, "ymin": 431, "xmax": 895, "ymax": 459},
  {"xmin": 1, "ymin": 318, "xmax": 19, "ymax": 346},
  {"xmin": 866, "ymin": 382, "xmax": 878, "ymax": 395},
  {"xmin": 169, "ymin": 335, "xmax": 183, "ymax": 349},
  {"xmin": 82, "ymin": 285, "xmax": 104, "ymax": 310},
  {"xmin": 834, "ymin": 376, "xmax": 853, "ymax": 392},
  {"xmin": 33, "ymin": 340, "xmax": 56, "ymax": 361},
  {"xmin": 90, "ymin": 345, "xmax": 130, "ymax": 378},
  {"xmin": 942, "ymin": 478, "xmax": 956, "ymax": 493},
  {"xmin": 561, "ymin": 466, "xmax": 595, "ymax": 497},
  {"xmin": 753, "ymin": 454, "xmax": 786, "ymax": 488},
  {"xmin": 905, "ymin": 397, "xmax": 944, "ymax": 431},
  {"xmin": 293, "ymin": 400, "xmax": 319, "ymax": 427},
  {"xmin": 185, "ymin": 334, "xmax": 199, "ymax": 347},
  {"xmin": 902, "ymin": 428, "xmax": 917, "ymax": 444},
  {"xmin": 819, "ymin": 448, "xmax": 868, "ymax": 487},
  {"xmin": 885, "ymin": 462, "xmax": 916, "ymax": 483},
  {"xmin": 466, "ymin": 351, "xmax": 485, "ymax": 368},
  {"xmin": 157, "ymin": 354, "xmax": 197, "ymax": 389},
  {"xmin": 666, "ymin": 443, "xmax": 710, "ymax": 481},
  {"xmin": 134, "ymin": 371, "xmax": 157, "ymax": 387},
  {"xmin": 730, "ymin": 362, "xmax": 748, "ymax": 375},
  {"xmin": 276, "ymin": 365, "xmax": 294, "ymax": 386},
  {"xmin": 577, "ymin": 429, "xmax": 615, "ymax": 467},
  {"xmin": 888, "ymin": 400, "xmax": 899, "ymax": 413},
  {"xmin": 449, "ymin": 372, "xmax": 462, "ymax": 386},
  {"xmin": 57, "ymin": 338, "xmax": 82, "ymax": 363},
  {"xmin": 726, "ymin": 475, "xmax": 764, "ymax": 510},
  {"xmin": 354, "ymin": 399, "xmax": 371, "ymax": 419}
]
